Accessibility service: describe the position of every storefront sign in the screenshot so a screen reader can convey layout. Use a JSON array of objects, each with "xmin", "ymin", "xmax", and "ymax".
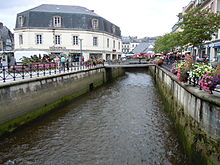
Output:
[{"xmin": 49, "ymin": 46, "xmax": 66, "ymax": 51}]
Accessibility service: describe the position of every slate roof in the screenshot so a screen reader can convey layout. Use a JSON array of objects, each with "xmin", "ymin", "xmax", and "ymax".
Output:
[
  {"xmin": 132, "ymin": 42, "xmax": 153, "ymax": 54},
  {"xmin": 0, "ymin": 26, "xmax": 11, "ymax": 40},
  {"xmin": 15, "ymin": 4, "xmax": 121, "ymax": 37},
  {"xmin": 0, "ymin": 25, "xmax": 14, "ymax": 51},
  {"xmin": 122, "ymin": 36, "xmax": 141, "ymax": 44},
  {"xmin": 23, "ymin": 4, "xmax": 99, "ymax": 16}
]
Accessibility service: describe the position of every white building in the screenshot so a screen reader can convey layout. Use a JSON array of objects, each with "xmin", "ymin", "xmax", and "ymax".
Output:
[
  {"xmin": 14, "ymin": 4, "xmax": 122, "ymax": 62},
  {"xmin": 173, "ymin": 0, "xmax": 220, "ymax": 63},
  {"xmin": 122, "ymin": 36, "xmax": 140, "ymax": 54}
]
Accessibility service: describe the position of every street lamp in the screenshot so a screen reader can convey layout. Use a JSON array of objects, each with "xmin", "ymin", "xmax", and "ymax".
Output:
[{"xmin": 79, "ymin": 38, "xmax": 83, "ymax": 62}]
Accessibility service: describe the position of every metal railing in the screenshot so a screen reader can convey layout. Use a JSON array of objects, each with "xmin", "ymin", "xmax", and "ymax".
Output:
[
  {"xmin": 0, "ymin": 62, "xmax": 104, "ymax": 83},
  {"xmin": 105, "ymin": 59, "xmax": 150, "ymax": 65},
  {"xmin": 161, "ymin": 63, "xmax": 220, "ymax": 94}
]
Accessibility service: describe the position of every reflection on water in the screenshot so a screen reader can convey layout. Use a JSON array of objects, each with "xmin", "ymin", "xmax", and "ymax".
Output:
[{"xmin": 0, "ymin": 69, "xmax": 188, "ymax": 165}]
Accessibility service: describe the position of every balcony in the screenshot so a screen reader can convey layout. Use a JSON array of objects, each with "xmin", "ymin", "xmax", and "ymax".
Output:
[{"xmin": 183, "ymin": 0, "xmax": 195, "ymax": 13}]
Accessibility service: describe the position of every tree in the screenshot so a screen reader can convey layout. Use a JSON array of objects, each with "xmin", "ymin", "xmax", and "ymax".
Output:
[
  {"xmin": 178, "ymin": 7, "xmax": 220, "ymax": 56},
  {"xmin": 153, "ymin": 32, "xmax": 184, "ymax": 53}
]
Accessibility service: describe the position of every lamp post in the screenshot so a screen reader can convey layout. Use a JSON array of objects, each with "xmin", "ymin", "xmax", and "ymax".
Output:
[{"xmin": 79, "ymin": 38, "xmax": 83, "ymax": 63}]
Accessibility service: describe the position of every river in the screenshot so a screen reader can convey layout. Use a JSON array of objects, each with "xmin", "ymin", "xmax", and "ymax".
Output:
[{"xmin": 0, "ymin": 69, "xmax": 188, "ymax": 165}]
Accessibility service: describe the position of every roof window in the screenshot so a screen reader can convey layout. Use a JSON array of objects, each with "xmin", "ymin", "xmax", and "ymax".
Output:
[
  {"xmin": 92, "ymin": 19, "xmax": 99, "ymax": 30},
  {"xmin": 18, "ymin": 16, "xmax": 24, "ymax": 27},
  {"xmin": 53, "ymin": 16, "xmax": 61, "ymax": 27}
]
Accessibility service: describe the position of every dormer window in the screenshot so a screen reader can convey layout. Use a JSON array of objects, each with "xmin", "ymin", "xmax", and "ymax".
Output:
[
  {"xmin": 112, "ymin": 25, "xmax": 116, "ymax": 34},
  {"xmin": 18, "ymin": 16, "xmax": 24, "ymax": 27},
  {"xmin": 92, "ymin": 19, "xmax": 99, "ymax": 30},
  {"xmin": 53, "ymin": 16, "xmax": 61, "ymax": 27}
]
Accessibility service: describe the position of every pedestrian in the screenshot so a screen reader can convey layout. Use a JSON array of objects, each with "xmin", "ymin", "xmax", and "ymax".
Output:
[
  {"xmin": 60, "ymin": 56, "xmax": 66, "ymax": 71},
  {"xmin": 81, "ymin": 56, "xmax": 84, "ymax": 66},
  {"xmin": 55, "ymin": 56, "xmax": 60, "ymax": 69},
  {"xmin": 66, "ymin": 58, "xmax": 69, "ymax": 71},
  {"xmin": 0, "ymin": 57, "xmax": 2, "ymax": 68}
]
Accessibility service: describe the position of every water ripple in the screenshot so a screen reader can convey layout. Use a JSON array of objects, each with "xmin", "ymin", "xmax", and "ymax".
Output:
[{"xmin": 0, "ymin": 70, "xmax": 188, "ymax": 165}]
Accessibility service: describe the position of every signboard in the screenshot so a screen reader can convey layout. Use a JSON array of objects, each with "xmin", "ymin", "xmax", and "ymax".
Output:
[{"xmin": 49, "ymin": 46, "xmax": 66, "ymax": 51}]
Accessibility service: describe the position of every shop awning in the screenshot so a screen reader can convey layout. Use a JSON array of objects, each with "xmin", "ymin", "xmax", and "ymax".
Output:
[{"xmin": 213, "ymin": 43, "xmax": 220, "ymax": 48}]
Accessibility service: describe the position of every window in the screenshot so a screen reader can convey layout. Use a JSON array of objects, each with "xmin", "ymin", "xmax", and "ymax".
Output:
[
  {"xmin": 55, "ymin": 35, "xmax": 61, "ymax": 45},
  {"xmin": 107, "ymin": 38, "xmax": 109, "ymax": 48},
  {"xmin": 93, "ymin": 37, "xmax": 98, "ymax": 46},
  {"xmin": 118, "ymin": 42, "xmax": 120, "ymax": 49},
  {"xmin": 18, "ymin": 16, "xmax": 24, "ymax": 27},
  {"xmin": 92, "ymin": 19, "xmax": 99, "ymax": 30},
  {"xmin": 36, "ymin": 34, "xmax": 42, "ymax": 44},
  {"xmin": 19, "ymin": 35, "xmax": 23, "ymax": 45},
  {"xmin": 211, "ymin": 1, "xmax": 215, "ymax": 12},
  {"xmin": 112, "ymin": 25, "xmax": 116, "ymax": 34},
  {"xmin": 113, "ymin": 40, "xmax": 115, "ymax": 48},
  {"xmin": 53, "ymin": 16, "xmax": 61, "ymax": 27},
  {"xmin": 0, "ymin": 40, "xmax": 3, "ymax": 51},
  {"xmin": 73, "ymin": 36, "xmax": 78, "ymax": 45}
]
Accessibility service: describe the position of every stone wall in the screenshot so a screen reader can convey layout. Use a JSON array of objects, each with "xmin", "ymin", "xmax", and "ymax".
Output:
[
  {"xmin": 149, "ymin": 65, "xmax": 220, "ymax": 165},
  {"xmin": 0, "ymin": 67, "xmax": 124, "ymax": 137}
]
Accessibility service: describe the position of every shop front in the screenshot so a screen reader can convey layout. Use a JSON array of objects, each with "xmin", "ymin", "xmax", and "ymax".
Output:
[
  {"xmin": 213, "ymin": 43, "xmax": 220, "ymax": 61},
  {"xmin": 112, "ymin": 54, "xmax": 117, "ymax": 60},
  {"xmin": 69, "ymin": 53, "xmax": 81, "ymax": 62},
  {"xmin": 89, "ymin": 53, "xmax": 102, "ymax": 59}
]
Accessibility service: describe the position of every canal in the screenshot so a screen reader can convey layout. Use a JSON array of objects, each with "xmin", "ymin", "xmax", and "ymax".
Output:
[{"xmin": 0, "ymin": 69, "xmax": 188, "ymax": 165}]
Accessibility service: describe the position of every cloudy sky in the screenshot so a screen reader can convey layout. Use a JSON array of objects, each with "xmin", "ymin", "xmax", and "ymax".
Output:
[{"xmin": 0, "ymin": 0, "xmax": 190, "ymax": 37}]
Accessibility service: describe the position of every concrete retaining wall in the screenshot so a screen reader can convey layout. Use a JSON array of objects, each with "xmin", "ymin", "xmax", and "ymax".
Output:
[
  {"xmin": 0, "ymin": 67, "xmax": 124, "ymax": 137},
  {"xmin": 149, "ymin": 65, "xmax": 220, "ymax": 165}
]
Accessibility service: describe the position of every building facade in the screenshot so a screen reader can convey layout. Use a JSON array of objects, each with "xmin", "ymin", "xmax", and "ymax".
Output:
[
  {"xmin": 122, "ymin": 36, "xmax": 140, "ymax": 54},
  {"xmin": 199, "ymin": 0, "xmax": 220, "ymax": 62},
  {"xmin": 173, "ymin": 0, "xmax": 220, "ymax": 62},
  {"xmin": 0, "ymin": 22, "xmax": 14, "ymax": 51},
  {"xmin": 14, "ymin": 4, "xmax": 122, "ymax": 61}
]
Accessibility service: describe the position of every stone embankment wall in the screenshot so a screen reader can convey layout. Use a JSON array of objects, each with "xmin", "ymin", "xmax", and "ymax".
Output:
[
  {"xmin": 149, "ymin": 65, "xmax": 220, "ymax": 165},
  {"xmin": 0, "ymin": 67, "xmax": 124, "ymax": 137}
]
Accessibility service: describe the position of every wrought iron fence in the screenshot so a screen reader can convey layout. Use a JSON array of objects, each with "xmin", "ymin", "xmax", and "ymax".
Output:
[
  {"xmin": 161, "ymin": 63, "xmax": 220, "ymax": 94},
  {"xmin": 0, "ymin": 62, "xmax": 104, "ymax": 83}
]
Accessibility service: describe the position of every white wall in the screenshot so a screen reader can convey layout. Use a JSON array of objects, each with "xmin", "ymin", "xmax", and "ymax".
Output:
[{"xmin": 14, "ymin": 29, "xmax": 122, "ymax": 60}]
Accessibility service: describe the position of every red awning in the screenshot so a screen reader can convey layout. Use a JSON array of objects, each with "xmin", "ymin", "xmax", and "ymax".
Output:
[{"xmin": 134, "ymin": 53, "xmax": 154, "ymax": 56}]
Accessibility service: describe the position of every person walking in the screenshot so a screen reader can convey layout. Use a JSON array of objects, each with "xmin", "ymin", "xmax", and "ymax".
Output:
[
  {"xmin": 55, "ymin": 56, "xmax": 60, "ymax": 70},
  {"xmin": 0, "ymin": 57, "xmax": 2, "ymax": 68},
  {"xmin": 81, "ymin": 56, "xmax": 84, "ymax": 66},
  {"xmin": 61, "ymin": 56, "xmax": 66, "ymax": 71},
  {"xmin": 66, "ymin": 58, "xmax": 69, "ymax": 71}
]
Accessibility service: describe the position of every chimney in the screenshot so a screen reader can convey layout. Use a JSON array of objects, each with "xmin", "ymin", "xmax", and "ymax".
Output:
[{"xmin": 0, "ymin": 22, "xmax": 3, "ymax": 29}]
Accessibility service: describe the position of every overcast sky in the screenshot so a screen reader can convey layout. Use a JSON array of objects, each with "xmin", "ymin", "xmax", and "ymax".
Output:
[{"xmin": 0, "ymin": 0, "xmax": 190, "ymax": 37}]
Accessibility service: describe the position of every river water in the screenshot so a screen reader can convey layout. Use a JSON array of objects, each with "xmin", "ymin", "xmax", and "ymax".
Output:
[{"xmin": 0, "ymin": 69, "xmax": 188, "ymax": 165}]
